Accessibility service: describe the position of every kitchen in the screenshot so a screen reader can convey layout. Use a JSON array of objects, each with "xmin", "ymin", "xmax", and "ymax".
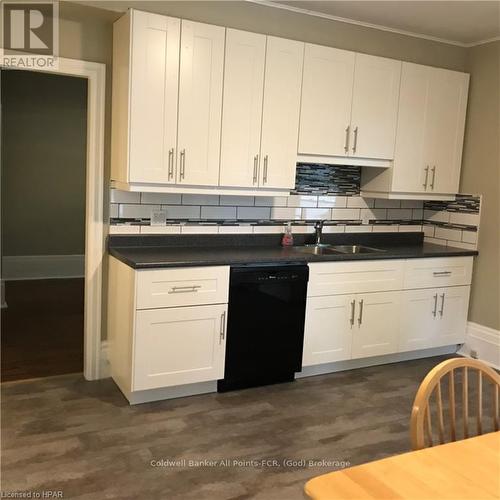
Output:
[{"xmin": 1, "ymin": 1, "xmax": 499, "ymax": 499}]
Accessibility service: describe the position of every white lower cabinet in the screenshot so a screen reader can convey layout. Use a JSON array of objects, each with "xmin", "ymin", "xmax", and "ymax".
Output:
[
  {"xmin": 302, "ymin": 295, "xmax": 355, "ymax": 366},
  {"xmin": 134, "ymin": 304, "xmax": 227, "ymax": 391},
  {"xmin": 434, "ymin": 286, "xmax": 470, "ymax": 347},
  {"xmin": 351, "ymin": 291, "xmax": 401, "ymax": 359}
]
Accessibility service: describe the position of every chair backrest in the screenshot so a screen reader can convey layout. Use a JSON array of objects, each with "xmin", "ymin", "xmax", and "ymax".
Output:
[{"xmin": 411, "ymin": 357, "xmax": 500, "ymax": 450}]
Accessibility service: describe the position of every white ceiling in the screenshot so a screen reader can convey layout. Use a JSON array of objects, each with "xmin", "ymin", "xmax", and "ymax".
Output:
[{"xmin": 267, "ymin": 1, "xmax": 500, "ymax": 45}]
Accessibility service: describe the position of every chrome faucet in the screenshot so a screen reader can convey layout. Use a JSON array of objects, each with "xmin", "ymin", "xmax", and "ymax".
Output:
[{"xmin": 314, "ymin": 220, "xmax": 325, "ymax": 246}]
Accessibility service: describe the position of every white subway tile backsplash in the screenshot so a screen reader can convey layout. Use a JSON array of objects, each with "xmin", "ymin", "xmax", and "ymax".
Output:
[
  {"xmin": 181, "ymin": 225, "xmax": 219, "ymax": 234},
  {"xmin": 372, "ymin": 225, "xmax": 398, "ymax": 232},
  {"xmin": 330, "ymin": 208, "xmax": 360, "ymax": 220},
  {"xmin": 287, "ymin": 195, "xmax": 318, "ymax": 207},
  {"xmin": 291, "ymin": 225, "xmax": 315, "ymax": 234},
  {"xmin": 141, "ymin": 193, "xmax": 182, "ymax": 204},
  {"xmin": 345, "ymin": 225, "xmax": 372, "ymax": 233},
  {"xmin": 254, "ymin": 196, "xmax": 288, "ymax": 206},
  {"xmin": 318, "ymin": 196, "xmax": 347, "ymax": 208},
  {"xmin": 201, "ymin": 206, "xmax": 237, "ymax": 220},
  {"xmin": 374, "ymin": 199, "xmax": 401, "ymax": 209},
  {"xmin": 424, "ymin": 236, "xmax": 447, "ymax": 246},
  {"xmin": 110, "ymin": 189, "xmax": 141, "ymax": 204},
  {"xmin": 346, "ymin": 197, "xmax": 374, "ymax": 209},
  {"xmin": 219, "ymin": 195, "xmax": 254, "ymax": 206},
  {"xmin": 270, "ymin": 207, "xmax": 302, "ymax": 220},
  {"xmin": 412, "ymin": 209, "xmax": 424, "ymax": 220},
  {"xmin": 140, "ymin": 225, "xmax": 181, "ymax": 234},
  {"xmin": 110, "ymin": 204, "xmax": 119, "ymax": 218},
  {"xmin": 182, "ymin": 194, "xmax": 219, "ymax": 205},
  {"xmin": 237, "ymin": 207, "xmax": 271, "ymax": 220},
  {"xmin": 302, "ymin": 208, "xmax": 332, "ymax": 220},
  {"xmin": 253, "ymin": 225, "xmax": 285, "ymax": 233},
  {"xmin": 401, "ymin": 200, "xmax": 424, "ymax": 209},
  {"xmin": 360, "ymin": 208, "xmax": 386, "ymax": 224},
  {"xmin": 323, "ymin": 225, "xmax": 346, "ymax": 233},
  {"xmin": 218, "ymin": 225, "xmax": 253, "ymax": 234},
  {"xmin": 449, "ymin": 212, "xmax": 480, "ymax": 227},
  {"xmin": 447, "ymin": 241, "xmax": 476, "ymax": 250},
  {"xmin": 387, "ymin": 208, "xmax": 413, "ymax": 220},
  {"xmin": 163, "ymin": 205, "xmax": 201, "ymax": 219},
  {"xmin": 435, "ymin": 226, "xmax": 462, "ymax": 242},
  {"xmin": 119, "ymin": 204, "xmax": 161, "ymax": 219},
  {"xmin": 423, "ymin": 225, "xmax": 435, "ymax": 237},
  {"xmin": 109, "ymin": 225, "xmax": 140, "ymax": 234},
  {"xmin": 461, "ymin": 231, "xmax": 478, "ymax": 245},
  {"xmin": 399, "ymin": 225, "xmax": 422, "ymax": 232},
  {"xmin": 424, "ymin": 210, "xmax": 450, "ymax": 223}
]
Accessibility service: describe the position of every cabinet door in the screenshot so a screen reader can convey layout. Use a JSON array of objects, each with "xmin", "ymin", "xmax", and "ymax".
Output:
[
  {"xmin": 425, "ymin": 68, "xmax": 469, "ymax": 194},
  {"xmin": 260, "ymin": 36, "xmax": 304, "ymax": 189},
  {"xmin": 399, "ymin": 289, "xmax": 438, "ymax": 352},
  {"xmin": 434, "ymin": 286, "xmax": 470, "ymax": 347},
  {"xmin": 298, "ymin": 44, "xmax": 355, "ymax": 157},
  {"xmin": 392, "ymin": 63, "xmax": 430, "ymax": 192},
  {"xmin": 302, "ymin": 295, "xmax": 355, "ymax": 366},
  {"xmin": 134, "ymin": 304, "xmax": 227, "ymax": 391},
  {"xmin": 177, "ymin": 20, "xmax": 225, "ymax": 186},
  {"xmin": 219, "ymin": 29, "xmax": 266, "ymax": 188},
  {"xmin": 350, "ymin": 54, "xmax": 401, "ymax": 160},
  {"xmin": 352, "ymin": 291, "xmax": 400, "ymax": 359},
  {"xmin": 129, "ymin": 11, "xmax": 180, "ymax": 184}
]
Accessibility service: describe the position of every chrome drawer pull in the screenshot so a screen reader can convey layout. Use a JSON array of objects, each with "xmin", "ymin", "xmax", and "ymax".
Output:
[
  {"xmin": 432, "ymin": 293, "xmax": 438, "ymax": 317},
  {"xmin": 433, "ymin": 271, "xmax": 452, "ymax": 276},
  {"xmin": 350, "ymin": 299, "xmax": 356, "ymax": 327},
  {"xmin": 168, "ymin": 285, "xmax": 201, "ymax": 294},
  {"xmin": 439, "ymin": 293, "xmax": 445, "ymax": 317},
  {"xmin": 219, "ymin": 311, "xmax": 226, "ymax": 344}
]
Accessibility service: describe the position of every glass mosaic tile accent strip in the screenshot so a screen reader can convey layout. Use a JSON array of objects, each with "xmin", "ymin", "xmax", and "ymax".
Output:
[
  {"xmin": 424, "ymin": 194, "xmax": 480, "ymax": 213},
  {"xmin": 292, "ymin": 164, "xmax": 361, "ymax": 196}
]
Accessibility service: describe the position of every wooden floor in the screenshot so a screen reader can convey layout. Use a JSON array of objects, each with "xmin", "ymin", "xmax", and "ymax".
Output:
[
  {"xmin": 1, "ymin": 278, "xmax": 84, "ymax": 382},
  {"xmin": 3, "ymin": 354, "xmax": 497, "ymax": 500}
]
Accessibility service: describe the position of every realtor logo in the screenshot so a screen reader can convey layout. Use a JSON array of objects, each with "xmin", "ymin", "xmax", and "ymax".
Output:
[{"xmin": 1, "ymin": 1, "xmax": 59, "ymax": 68}]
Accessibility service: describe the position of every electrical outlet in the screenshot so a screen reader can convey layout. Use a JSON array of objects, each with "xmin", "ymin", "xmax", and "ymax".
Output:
[
  {"xmin": 470, "ymin": 349, "xmax": 478, "ymax": 359},
  {"xmin": 151, "ymin": 209, "xmax": 167, "ymax": 226}
]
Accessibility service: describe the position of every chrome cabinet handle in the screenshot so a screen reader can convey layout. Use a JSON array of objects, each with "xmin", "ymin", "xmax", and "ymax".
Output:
[
  {"xmin": 439, "ymin": 293, "xmax": 445, "ymax": 317},
  {"xmin": 263, "ymin": 155, "xmax": 268, "ymax": 184},
  {"xmin": 344, "ymin": 125, "xmax": 350, "ymax": 154},
  {"xmin": 352, "ymin": 126, "xmax": 358, "ymax": 154},
  {"xmin": 357, "ymin": 299, "xmax": 364, "ymax": 325},
  {"xmin": 219, "ymin": 311, "xmax": 226, "ymax": 344},
  {"xmin": 350, "ymin": 299, "xmax": 356, "ymax": 327},
  {"xmin": 168, "ymin": 148, "xmax": 174, "ymax": 180},
  {"xmin": 253, "ymin": 154, "xmax": 259, "ymax": 184},
  {"xmin": 423, "ymin": 166, "xmax": 429, "ymax": 189},
  {"xmin": 168, "ymin": 285, "xmax": 201, "ymax": 294},
  {"xmin": 430, "ymin": 166, "xmax": 436, "ymax": 190},
  {"xmin": 433, "ymin": 271, "xmax": 452, "ymax": 276},
  {"xmin": 432, "ymin": 293, "xmax": 438, "ymax": 317},
  {"xmin": 180, "ymin": 149, "xmax": 186, "ymax": 180}
]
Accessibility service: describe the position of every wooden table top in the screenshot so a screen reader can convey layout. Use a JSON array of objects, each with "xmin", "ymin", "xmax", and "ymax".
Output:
[{"xmin": 305, "ymin": 431, "xmax": 500, "ymax": 499}]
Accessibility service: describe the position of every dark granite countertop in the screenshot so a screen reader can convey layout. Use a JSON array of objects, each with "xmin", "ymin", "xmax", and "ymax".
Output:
[{"xmin": 108, "ymin": 233, "xmax": 478, "ymax": 269}]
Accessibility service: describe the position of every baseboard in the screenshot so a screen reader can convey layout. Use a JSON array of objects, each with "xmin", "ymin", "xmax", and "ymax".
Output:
[
  {"xmin": 2, "ymin": 254, "xmax": 85, "ymax": 280},
  {"xmin": 457, "ymin": 321, "xmax": 500, "ymax": 370},
  {"xmin": 297, "ymin": 345, "xmax": 458, "ymax": 379}
]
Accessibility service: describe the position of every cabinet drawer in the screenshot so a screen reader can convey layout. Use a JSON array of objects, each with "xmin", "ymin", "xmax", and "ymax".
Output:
[
  {"xmin": 136, "ymin": 266, "xmax": 229, "ymax": 309},
  {"xmin": 308, "ymin": 260, "xmax": 405, "ymax": 297},
  {"xmin": 403, "ymin": 257, "xmax": 473, "ymax": 289}
]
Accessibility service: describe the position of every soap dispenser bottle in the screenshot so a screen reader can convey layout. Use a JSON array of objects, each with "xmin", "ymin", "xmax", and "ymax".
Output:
[{"xmin": 281, "ymin": 222, "xmax": 294, "ymax": 247}]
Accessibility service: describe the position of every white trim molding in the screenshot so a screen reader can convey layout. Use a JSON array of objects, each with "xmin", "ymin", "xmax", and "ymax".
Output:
[
  {"xmin": 458, "ymin": 322, "xmax": 500, "ymax": 370},
  {"xmin": 2, "ymin": 255, "xmax": 85, "ymax": 280},
  {"xmin": 1, "ymin": 57, "xmax": 106, "ymax": 381}
]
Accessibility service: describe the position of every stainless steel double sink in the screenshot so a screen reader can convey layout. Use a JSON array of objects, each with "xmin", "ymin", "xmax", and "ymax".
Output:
[{"xmin": 293, "ymin": 244, "xmax": 386, "ymax": 256}]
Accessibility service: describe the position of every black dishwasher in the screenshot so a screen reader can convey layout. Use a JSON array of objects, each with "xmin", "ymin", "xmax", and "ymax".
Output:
[{"xmin": 217, "ymin": 264, "xmax": 309, "ymax": 392}]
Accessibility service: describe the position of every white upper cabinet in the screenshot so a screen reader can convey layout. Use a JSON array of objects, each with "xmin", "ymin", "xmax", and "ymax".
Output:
[
  {"xmin": 112, "ymin": 10, "xmax": 180, "ymax": 185},
  {"xmin": 298, "ymin": 45, "xmax": 355, "ymax": 157},
  {"xmin": 350, "ymin": 54, "xmax": 401, "ymax": 160},
  {"xmin": 177, "ymin": 20, "xmax": 225, "ymax": 186},
  {"xmin": 260, "ymin": 36, "xmax": 304, "ymax": 189},
  {"xmin": 390, "ymin": 63, "xmax": 469, "ymax": 195},
  {"xmin": 219, "ymin": 29, "xmax": 266, "ymax": 188},
  {"xmin": 298, "ymin": 46, "xmax": 401, "ymax": 163}
]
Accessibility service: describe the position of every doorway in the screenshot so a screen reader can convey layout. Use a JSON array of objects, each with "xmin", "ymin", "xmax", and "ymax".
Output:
[{"xmin": 1, "ymin": 70, "xmax": 88, "ymax": 381}]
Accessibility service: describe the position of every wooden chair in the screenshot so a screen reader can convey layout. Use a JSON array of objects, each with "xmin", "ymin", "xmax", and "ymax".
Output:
[{"xmin": 411, "ymin": 357, "xmax": 500, "ymax": 450}]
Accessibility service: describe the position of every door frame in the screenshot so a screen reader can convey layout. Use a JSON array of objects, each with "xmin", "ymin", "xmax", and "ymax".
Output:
[{"xmin": 1, "ymin": 58, "xmax": 106, "ymax": 380}]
